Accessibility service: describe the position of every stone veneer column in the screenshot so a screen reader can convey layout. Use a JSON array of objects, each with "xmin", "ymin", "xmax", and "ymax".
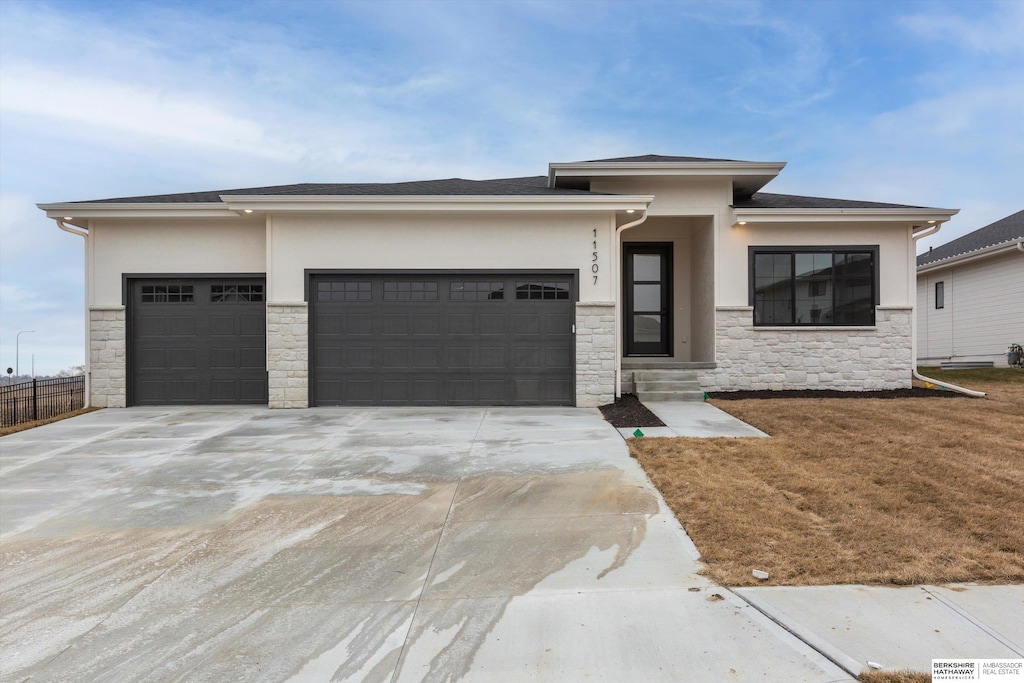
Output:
[
  {"xmin": 699, "ymin": 306, "xmax": 913, "ymax": 392},
  {"xmin": 575, "ymin": 302, "xmax": 615, "ymax": 407},
  {"xmin": 89, "ymin": 306, "xmax": 126, "ymax": 408},
  {"xmin": 267, "ymin": 302, "xmax": 309, "ymax": 408}
]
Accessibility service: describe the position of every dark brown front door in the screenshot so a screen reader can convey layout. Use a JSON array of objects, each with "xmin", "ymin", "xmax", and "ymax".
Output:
[{"xmin": 624, "ymin": 244, "xmax": 672, "ymax": 356}]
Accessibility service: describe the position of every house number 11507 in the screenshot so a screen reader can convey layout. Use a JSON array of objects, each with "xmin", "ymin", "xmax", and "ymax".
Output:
[{"xmin": 592, "ymin": 228, "xmax": 599, "ymax": 285}]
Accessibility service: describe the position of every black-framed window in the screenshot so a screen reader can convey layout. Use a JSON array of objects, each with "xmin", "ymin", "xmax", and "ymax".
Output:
[
  {"xmin": 750, "ymin": 247, "xmax": 878, "ymax": 326},
  {"xmin": 935, "ymin": 281, "xmax": 944, "ymax": 309}
]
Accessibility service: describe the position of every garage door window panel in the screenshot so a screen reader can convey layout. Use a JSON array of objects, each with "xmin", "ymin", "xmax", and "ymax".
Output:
[
  {"xmin": 516, "ymin": 282, "xmax": 570, "ymax": 300},
  {"xmin": 450, "ymin": 281, "xmax": 504, "ymax": 301},
  {"xmin": 141, "ymin": 285, "xmax": 194, "ymax": 303},
  {"xmin": 211, "ymin": 284, "xmax": 263, "ymax": 303},
  {"xmin": 319, "ymin": 281, "xmax": 371, "ymax": 301},
  {"xmin": 383, "ymin": 281, "xmax": 438, "ymax": 301}
]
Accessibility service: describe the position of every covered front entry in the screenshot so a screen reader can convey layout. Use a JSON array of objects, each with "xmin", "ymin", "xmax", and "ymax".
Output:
[
  {"xmin": 128, "ymin": 277, "xmax": 268, "ymax": 405},
  {"xmin": 309, "ymin": 272, "xmax": 575, "ymax": 406},
  {"xmin": 624, "ymin": 243, "xmax": 673, "ymax": 356}
]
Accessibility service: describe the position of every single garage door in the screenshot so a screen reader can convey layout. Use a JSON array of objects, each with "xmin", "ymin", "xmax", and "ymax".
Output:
[
  {"xmin": 310, "ymin": 273, "xmax": 575, "ymax": 406},
  {"xmin": 129, "ymin": 278, "xmax": 268, "ymax": 405}
]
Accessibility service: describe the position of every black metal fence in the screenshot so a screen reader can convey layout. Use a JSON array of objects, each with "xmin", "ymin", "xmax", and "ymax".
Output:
[{"xmin": 0, "ymin": 376, "xmax": 86, "ymax": 428}]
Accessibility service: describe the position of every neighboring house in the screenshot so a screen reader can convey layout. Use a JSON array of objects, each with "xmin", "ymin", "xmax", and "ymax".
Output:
[
  {"xmin": 38, "ymin": 154, "xmax": 957, "ymax": 409},
  {"xmin": 916, "ymin": 210, "xmax": 1024, "ymax": 366}
]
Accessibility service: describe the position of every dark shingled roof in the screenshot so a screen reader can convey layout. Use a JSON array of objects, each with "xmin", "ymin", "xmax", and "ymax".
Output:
[
  {"xmin": 733, "ymin": 192, "xmax": 928, "ymax": 210},
  {"xmin": 579, "ymin": 154, "xmax": 747, "ymax": 163},
  {"xmin": 73, "ymin": 177, "xmax": 601, "ymax": 204},
  {"xmin": 918, "ymin": 209, "xmax": 1024, "ymax": 266}
]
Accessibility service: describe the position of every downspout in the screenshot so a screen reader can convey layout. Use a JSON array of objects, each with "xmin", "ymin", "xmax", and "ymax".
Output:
[
  {"xmin": 911, "ymin": 224, "xmax": 986, "ymax": 397},
  {"xmin": 614, "ymin": 210, "xmax": 650, "ymax": 398},
  {"xmin": 57, "ymin": 219, "xmax": 92, "ymax": 406}
]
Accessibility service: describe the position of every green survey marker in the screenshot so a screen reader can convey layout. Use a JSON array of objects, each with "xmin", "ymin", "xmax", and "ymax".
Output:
[{"xmin": 633, "ymin": 428, "xmax": 644, "ymax": 438}]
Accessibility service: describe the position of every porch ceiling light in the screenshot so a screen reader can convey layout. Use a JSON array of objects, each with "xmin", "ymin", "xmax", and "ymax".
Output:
[
  {"xmin": 63, "ymin": 216, "xmax": 73, "ymax": 220},
  {"xmin": 927, "ymin": 219, "xmax": 936, "ymax": 224},
  {"xmin": 243, "ymin": 209, "xmax": 254, "ymax": 214},
  {"xmin": 626, "ymin": 209, "xmax": 635, "ymax": 213},
  {"xmin": 737, "ymin": 220, "xmax": 747, "ymax": 225}
]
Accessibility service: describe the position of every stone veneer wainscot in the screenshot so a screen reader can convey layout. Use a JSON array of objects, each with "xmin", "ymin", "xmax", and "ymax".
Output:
[
  {"xmin": 267, "ymin": 302, "xmax": 309, "ymax": 408},
  {"xmin": 88, "ymin": 306, "xmax": 127, "ymax": 408},
  {"xmin": 699, "ymin": 306, "xmax": 913, "ymax": 392},
  {"xmin": 575, "ymin": 302, "xmax": 615, "ymax": 407}
]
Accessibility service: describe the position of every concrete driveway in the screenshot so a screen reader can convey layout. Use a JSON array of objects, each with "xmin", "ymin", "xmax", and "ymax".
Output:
[{"xmin": 1, "ymin": 407, "xmax": 849, "ymax": 682}]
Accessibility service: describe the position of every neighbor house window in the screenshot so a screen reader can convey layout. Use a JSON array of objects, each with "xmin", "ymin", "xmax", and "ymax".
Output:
[
  {"xmin": 935, "ymin": 281, "xmax": 944, "ymax": 309},
  {"xmin": 750, "ymin": 247, "xmax": 877, "ymax": 326}
]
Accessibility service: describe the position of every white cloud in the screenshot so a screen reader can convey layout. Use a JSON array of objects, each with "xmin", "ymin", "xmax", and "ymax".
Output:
[
  {"xmin": 900, "ymin": 1, "xmax": 1024, "ymax": 56},
  {"xmin": 0, "ymin": 66, "xmax": 303, "ymax": 161}
]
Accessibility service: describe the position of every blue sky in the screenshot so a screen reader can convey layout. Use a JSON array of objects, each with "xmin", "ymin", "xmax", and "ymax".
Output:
[{"xmin": 1, "ymin": 0, "xmax": 1022, "ymax": 374}]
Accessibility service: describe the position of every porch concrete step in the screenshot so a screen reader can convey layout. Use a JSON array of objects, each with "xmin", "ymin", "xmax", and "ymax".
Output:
[
  {"xmin": 637, "ymin": 390, "xmax": 706, "ymax": 402},
  {"xmin": 622, "ymin": 359, "xmax": 716, "ymax": 370},
  {"xmin": 635, "ymin": 380, "xmax": 702, "ymax": 392},
  {"xmin": 632, "ymin": 369, "xmax": 700, "ymax": 381}
]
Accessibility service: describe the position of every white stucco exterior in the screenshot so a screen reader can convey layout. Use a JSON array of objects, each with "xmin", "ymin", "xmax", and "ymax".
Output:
[{"xmin": 41, "ymin": 155, "xmax": 958, "ymax": 408}]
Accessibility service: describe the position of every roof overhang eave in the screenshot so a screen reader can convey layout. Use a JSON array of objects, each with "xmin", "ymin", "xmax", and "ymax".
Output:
[
  {"xmin": 732, "ymin": 207, "xmax": 960, "ymax": 224},
  {"xmin": 39, "ymin": 195, "xmax": 655, "ymax": 221},
  {"xmin": 37, "ymin": 202, "xmax": 236, "ymax": 226},
  {"xmin": 548, "ymin": 161, "xmax": 787, "ymax": 196},
  {"xmin": 549, "ymin": 160, "xmax": 787, "ymax": 179},
  {"xmin": 917, "ymin": 238, "xmax": 1024, "ymax": 273}
]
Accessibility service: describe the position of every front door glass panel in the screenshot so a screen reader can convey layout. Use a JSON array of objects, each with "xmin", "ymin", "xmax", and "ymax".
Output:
[{"xmin": 625, "ymin": 244, "xmax": 672, "ymax": 355}]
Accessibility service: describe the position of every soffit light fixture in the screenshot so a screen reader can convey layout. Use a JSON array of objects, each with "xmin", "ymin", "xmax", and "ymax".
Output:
[
  {"xmin": 63, "ymin": 216, "xmax": 73, "ymax": 220},
  {"xmin": 243, "ymin": 209, "xmax": 254, "ymax": 214}
]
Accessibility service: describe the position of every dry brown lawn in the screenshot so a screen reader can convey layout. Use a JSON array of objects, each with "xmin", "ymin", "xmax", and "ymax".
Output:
[
  {"xmin": 631, "ymin": 369, "xmax": 1024, "ymax": 587},
  {"xmin": 858, "ymin": 671, "xmax": 931, "ymax": 683}
]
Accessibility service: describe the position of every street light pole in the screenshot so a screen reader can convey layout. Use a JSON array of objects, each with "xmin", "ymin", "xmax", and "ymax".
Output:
[{"xmin": 16, "ymin": 330, "xmax": 35, "ymax": 378}]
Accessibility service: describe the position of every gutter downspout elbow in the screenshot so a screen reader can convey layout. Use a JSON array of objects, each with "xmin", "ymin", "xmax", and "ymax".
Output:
[
  {"xmin": 57, "ymin": 219, "xmax": 88, "ymax": 238},
  {"xmin": 912, "ymin": 222, "xmax": 986, "ymax": 398},
  {"xmin": 614, "ymin": 210, "xmax": 650, "ymax": 399}
]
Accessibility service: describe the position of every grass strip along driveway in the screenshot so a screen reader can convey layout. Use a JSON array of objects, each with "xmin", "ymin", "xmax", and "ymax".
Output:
[{"xmin": 631, "ymin": 368, "xmax": 1024, "ymax": 587}]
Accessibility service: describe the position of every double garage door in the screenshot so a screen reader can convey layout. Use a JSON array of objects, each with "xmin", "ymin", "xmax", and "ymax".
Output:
[
  {"xmin": 310, "ymin": 273, "xmax": 575, "ymax": 406},
  {"xmin": 128, "ymin": 273, "xmax": 575, "ymax": 406}
]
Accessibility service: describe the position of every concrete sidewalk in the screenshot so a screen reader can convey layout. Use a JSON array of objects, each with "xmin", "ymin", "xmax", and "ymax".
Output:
[
  {"xmin": 617, "ymin": 400, "xmax": 769, "ymax": 439},
  {"xmin": 735, "ymin": 583, "xmax": 1024, "ymax": 676}
]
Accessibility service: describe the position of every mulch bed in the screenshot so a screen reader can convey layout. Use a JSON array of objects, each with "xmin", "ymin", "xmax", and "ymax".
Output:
[
  {"xmin": 709, "ymin": 388, "xmax": 970, "ymax": 400},
  {"xmin": 598, "ymin": 394, "xmax": 666, "ymax": 428}
]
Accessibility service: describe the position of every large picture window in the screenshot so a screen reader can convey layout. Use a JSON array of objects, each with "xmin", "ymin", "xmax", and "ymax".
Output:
[{"xmin": 750, "ymin": 247, "xmax": 878, "ymax": 326}]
